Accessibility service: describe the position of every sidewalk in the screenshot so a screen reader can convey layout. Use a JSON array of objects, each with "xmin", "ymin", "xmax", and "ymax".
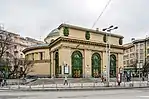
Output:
[{"xmin": 0, "ymin": 81, "xmax": 149, "ymax": 91}]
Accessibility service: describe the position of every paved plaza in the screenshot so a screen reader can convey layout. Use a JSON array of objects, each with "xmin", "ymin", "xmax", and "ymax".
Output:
[{"xmin": 0, "ymin": 88, "xmax": 149, "ymax": 99}]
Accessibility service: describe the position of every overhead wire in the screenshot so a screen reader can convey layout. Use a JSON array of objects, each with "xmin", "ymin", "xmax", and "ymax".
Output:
[{"xmin": 92, "ymin": 0, "xmax": 112, "ymax": 28}]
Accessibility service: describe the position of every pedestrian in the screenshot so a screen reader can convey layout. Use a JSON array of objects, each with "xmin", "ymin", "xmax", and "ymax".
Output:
[
  {"xmin": 142, "ymin": 76, "xmax": 145, "ymax": 81},
  {"xmin": 3, "ymin": 78, "xmax": 7, "ymax": 86},
  {"xmin": 64, "ymin": 75, "xmax": 68, "ymax": 85},
  {"xmin": 117, "ymin": 73, "xmax": 121, "ymax": 86},
  {"xmin": 0, "ymin": 78, "xmax": 2, "ymax": 86},
  {"xmin": 101, "ymin": 75, "xmax": 104, "ymax": 83},
  {"xmin": 1, "ymin": 79, "xmax": 4, "ymax": 87}
]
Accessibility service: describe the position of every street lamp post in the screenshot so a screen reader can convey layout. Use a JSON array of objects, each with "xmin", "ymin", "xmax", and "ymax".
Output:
[{"xmin": 103, "ymin": 25, "xmax": 118, "ymax": 86}]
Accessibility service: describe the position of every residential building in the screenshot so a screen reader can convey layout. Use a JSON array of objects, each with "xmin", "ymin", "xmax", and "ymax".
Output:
[
  {"xmin": 23, "ymin": 23, "xmax": 124, "ymax": 78},
  {"xmin": 123, "ymin": 37, "xmax": 149, "ymax": 73},
  {"xmin": 0, "ymin": 29, "xmax": 44, "ymax": 68}
]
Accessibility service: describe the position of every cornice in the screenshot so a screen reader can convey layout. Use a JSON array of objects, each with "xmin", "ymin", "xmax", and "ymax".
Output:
[{"xmin": 49, "ymin": 37, "xmax": 124, "ymax": 50}]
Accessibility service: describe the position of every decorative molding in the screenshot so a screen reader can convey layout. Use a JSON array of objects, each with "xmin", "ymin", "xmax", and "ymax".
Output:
[
  {"xmin": 103, "ymin": 34, "xmax": 107, "ymax": 43},
  {"xmin": 119, "ymin": 38, "xmax": 123, "ymax": 45},
  {"xmin": 49, "ymin": 37, "xmax": 124, "ymax": 50},
  {"xmin": 63, "ymin": 27, "xmax": 69, "ymax": 36},
  {"xmin": 34, "ymin": 59, "xmax": 50, "ymax": 63},
  {"xmin": 85, "ymin": 31, "xmax": 90, "ymax": 40},
  {"xmin": 61, "ymin": 45, "xmax": 123, "ymax": 54}
]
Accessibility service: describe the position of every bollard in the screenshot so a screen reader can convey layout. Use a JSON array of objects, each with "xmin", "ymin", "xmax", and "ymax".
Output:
[
  {"xmin": 139, "ymin": 81, "xmax": 141, "ymax": 87},
  {"xmin": 129, "ymin": 82, "xmax": 133, "ymax": 87},
  {"xmin": 146, "ymin": 82, "xmax": 148, "ymax": 87},
  {"xmin": 9, "ymin": 86, "xmax": 11, "ymax": 89},
  {"xmin": 69, "ymin": 83, "xmax": 70, "ymax": 88},
  {"xmin": 115, "ymin": 82, "xmax": 117, "ymax": 87},
  {"xmin": 18, "ymin": 85, "xmax": 20, "ymax": 89},
  {"xmin": 42, "ymin": 82, "xmax": 44, "ymax": 89},
  {"xmin": 56, "ymin": 83, "xmax": 57, "ymax": 89},
  {"xmin": 147, "ymin": 82, "xmax": 149, "ymax": 86},
  {"xmin": 29, "ymin": 85, "xmax": 31, "ymax": 89},
  {"xmin": 81, "ymin": 83, "xmax": 83, "ymax": 88},
  {"xmin": 93, "ymin": 82, "xmax": 95, "ymax": 88}
]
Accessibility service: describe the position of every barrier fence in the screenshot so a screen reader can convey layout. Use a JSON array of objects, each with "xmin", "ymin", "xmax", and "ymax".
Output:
[{"xmin": 2, "ymin": 81, "xmax": 149, "ymax": 90}]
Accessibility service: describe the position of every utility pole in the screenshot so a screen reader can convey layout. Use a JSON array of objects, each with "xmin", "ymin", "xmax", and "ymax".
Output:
[{"xmin": 102, "ymin": 25, "xmax": 118, "ymax": 86}]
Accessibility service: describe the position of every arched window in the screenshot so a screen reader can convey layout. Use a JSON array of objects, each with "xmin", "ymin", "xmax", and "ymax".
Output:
[
  {"xmin": 110, "ymin": 54, "xmax": 116, "ymax": 77},
  {"xmin": 71, "ymin": 51, "xmax": 83, "ymax": 78},
  {"xmin": 92, "ymin": 53, "xmax": 101, "ymax": 78}
]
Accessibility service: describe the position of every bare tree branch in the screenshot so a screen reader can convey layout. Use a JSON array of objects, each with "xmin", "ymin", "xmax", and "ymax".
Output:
[
  {"xmin": 0, "ymin": 31, "xmax": 13, "ymax": 60},
  {"xmin": 8, "ymin": 58, "xmax": 34, "ymax": 78}
]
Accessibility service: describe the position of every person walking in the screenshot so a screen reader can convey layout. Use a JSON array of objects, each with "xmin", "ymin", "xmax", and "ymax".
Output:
[
  {"xmin": 64, "ymin": 75, "xmax": 68, "ymax": 85},
  {"xmin": 0, "ymin": 78, "xmax": 2, "ymax": 87},
  {"xmin": 3, "ymin": 78, "xmax": 7, "ymax": 86}
]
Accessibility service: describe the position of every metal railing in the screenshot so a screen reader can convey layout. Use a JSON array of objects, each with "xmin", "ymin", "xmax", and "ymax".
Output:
[{"xmin": 1, "ymin": 81, "xmax": 149, "ymax": 90}]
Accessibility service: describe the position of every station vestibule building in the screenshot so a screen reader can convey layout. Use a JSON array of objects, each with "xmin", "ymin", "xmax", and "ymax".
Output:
[{"xmin": 23, "ymin": 24, "xmax": 124, "ymax": 78}]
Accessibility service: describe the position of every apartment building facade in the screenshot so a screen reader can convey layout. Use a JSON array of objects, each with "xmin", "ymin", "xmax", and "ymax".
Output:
[
  {"xmin": 0, "ymin": 29, "xmax": 44, "ymax": 67},
  {"xmin": 123, "ymin": 38, "xmax": 149, "ymax": 73}
]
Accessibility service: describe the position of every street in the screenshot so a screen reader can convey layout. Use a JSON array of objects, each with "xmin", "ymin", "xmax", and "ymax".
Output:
[{"xmin": 0, "ymin": 88, "xmax": 149, "ymax": 99}]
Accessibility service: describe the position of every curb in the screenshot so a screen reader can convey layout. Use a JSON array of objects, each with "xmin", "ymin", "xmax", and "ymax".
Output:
[{"xmin": 0, "ymin": 86, "xmax": 149, "ymax": 92}]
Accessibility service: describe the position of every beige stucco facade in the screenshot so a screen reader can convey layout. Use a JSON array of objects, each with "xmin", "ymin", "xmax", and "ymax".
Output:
[
  {"xmin": 24, "ymin": 47, "xmax": 50, "ymax": 77},
  {"xmin": 23, "ymin": 24, "xmax": 124, "ymax": 78},
  {"xmin": 49, "ymin": 39, "xmax": 123, "ymax": 78}
]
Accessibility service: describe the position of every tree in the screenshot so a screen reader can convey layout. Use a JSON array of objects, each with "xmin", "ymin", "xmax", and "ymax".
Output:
[
  {"xmin": 0, "ymin": 30, "xmax": 13, "ymax": 78},
  {"xmin": 8, "ymin": 58, "xmax": 34, "ymax": 78},
  {"xmin": 132, "ymin": 59, "xmax": 138, "ymax": 73},
  {"xmin": 0, "ymin": 30, "xmax": 34, "ymax": 79},
  {"xmin": 142, "ymin": 59, "xmax": 149, "ymax": 75},
  {"xmin": 0, "ymin": 30, "xmax": 13, "ymax": 61}
]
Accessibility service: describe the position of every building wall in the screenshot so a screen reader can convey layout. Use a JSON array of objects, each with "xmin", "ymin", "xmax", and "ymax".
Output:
[
  {"xmin": 50, "ymin": 41, "xmax": 123, "ymax": 77},
  {"xmin": 24, "ymin": 42, "xmax": 123, "ymax": 77},
  {"xmin": 23, "ymin": 24, "xmax": 124, "ymax": 78},
  {"xmin": 123, "ymin": 39, "xmax": 149, "ymax": 69},
  {"xmin": 59, "ymin": 28, "xmax": 122, "ymax": 45},
  {"xmin": 29, "ymin": 62, "xmax": 50, "ymax": 76},
  {"xmin": 25, "ymin": 48, "xmax": 50, "ymax": 60},
  {"xmin": 59, "ymin": 47, "xmax": 72, "ymax": 75},
  {"xmin": 24, "ymin": 48, "xmax": 50, "ymax": 76},
  {"xmin": 123, "ymin": 45, "xmax": 136, "ymax": 67},
  {"xmin": 0, "ymin": 30, "xmax": 43, "ymax": 60}
]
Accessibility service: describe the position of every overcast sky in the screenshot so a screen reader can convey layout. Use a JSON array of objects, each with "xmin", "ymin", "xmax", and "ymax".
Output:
[{"xmin": 0, "ymin": 0, "xmax": 149, "ymax": 43}]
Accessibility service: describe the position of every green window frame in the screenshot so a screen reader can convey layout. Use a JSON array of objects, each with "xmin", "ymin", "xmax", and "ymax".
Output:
[
  {"xmin": 71, "ymin": 51, "xmax": 83, "ymax": 78},
  {"xmin": 92, "ymin": 53, "xmax": 101, "ymax": 78},
  {"xmin": 110, "ymin": 54, "xmax": 116, "ymax": 77}
]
